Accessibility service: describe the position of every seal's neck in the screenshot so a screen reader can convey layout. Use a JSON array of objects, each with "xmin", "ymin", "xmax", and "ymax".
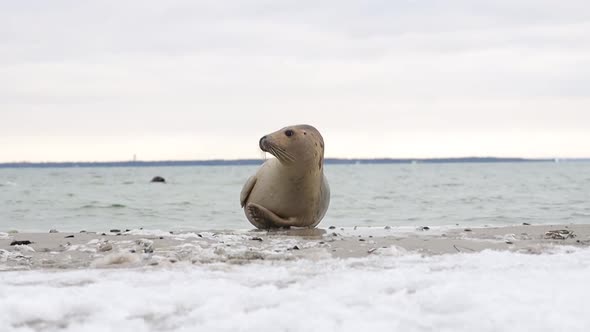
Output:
[{"xmin": 278, "ymin": 160, "xmax": 323, "ymax": 179}]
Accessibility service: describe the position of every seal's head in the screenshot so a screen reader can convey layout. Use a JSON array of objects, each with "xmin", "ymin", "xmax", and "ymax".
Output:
[{"xmin": 259, "ymin": 124, "xmax": 325, "ymax": 169}]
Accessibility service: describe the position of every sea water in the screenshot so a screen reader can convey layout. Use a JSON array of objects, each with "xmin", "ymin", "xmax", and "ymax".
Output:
[
  {"xmin": 1, "ymin": 162, "xmax": 589, "ymax": 232},
  {"xmin": 2, "ymin": 162, "xmax": 590, "ymax": 332}
]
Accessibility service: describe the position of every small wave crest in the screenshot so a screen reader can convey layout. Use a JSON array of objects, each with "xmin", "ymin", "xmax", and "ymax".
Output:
[{"xmin": 79, "ymin": 203, "xmax": 127, "ymax": 209}]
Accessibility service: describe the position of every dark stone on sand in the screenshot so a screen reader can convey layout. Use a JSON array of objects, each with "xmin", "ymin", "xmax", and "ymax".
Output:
[
  {"xmin": 291, "ymin": 245, "xmax": 300, "ymax": 250},
  {"xmin": 419, "ymin": 226, "xmax": 430, "ymax": 231},
  {"xmin": 250, "ymin": 237, "xmax": 263, "ymax": 242},
  {"xmin": 384, "ymin": 226, "xmax": 391, "ymax": 230},
  {"xmin": 523, "ymin": 222, "xmax": 531, "ymax": 226},
  {"xmin": 65, "ymin": 235, "xmax": 74, "ymax": 238},
  {"xmin": 110, "ymin": 229, "xmax": 121, "ymax": 233},
  {"xmin": 359, "ymin": 238, "xmax": 366, "ymax": 242},
  {"xmin": 101, "ymin": 233, "xmax": 106, "ymax": 236},
  {"xmin": 80, "ymin": 230, "xmax": 87, "ymax": 233},
  {"xmin": 151, "ymin": 176, "xmax": 166, "ymax": 183},
  {"xmin": 49, "ymin": 229, "xmax": 59, "ymax": 233},
  {"xmin": 10, "ymin": 240, "xmax": 32, "ymax": 246},
  {"xmin": 464, "ymin": 228, "xmax": 472, "ymax": 232},
  {"xmin": 328, "ymin": 226, "xmax": 336, "ymax": 229}
]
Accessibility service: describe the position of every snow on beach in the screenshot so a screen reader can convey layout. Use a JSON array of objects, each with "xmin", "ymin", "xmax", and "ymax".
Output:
[{"xmin": 1, "ymin": 246, "xmax": 590, "ymax": 332}]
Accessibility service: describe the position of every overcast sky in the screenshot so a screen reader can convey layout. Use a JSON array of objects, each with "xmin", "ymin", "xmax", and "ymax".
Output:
[{"xmin": 1, "ymin": 0, "xmax": 589, "ymax": 162}]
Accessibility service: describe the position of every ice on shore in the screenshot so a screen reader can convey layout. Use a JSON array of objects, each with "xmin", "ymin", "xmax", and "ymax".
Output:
[{"xmin": 1, "ymin": 246, "xmax": 589, "ymax": 332}]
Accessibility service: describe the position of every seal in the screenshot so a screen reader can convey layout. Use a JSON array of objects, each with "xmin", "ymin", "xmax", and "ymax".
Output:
[{"xmin": 240, "ymin": 124, "xmax": 330, "ymax": 229}]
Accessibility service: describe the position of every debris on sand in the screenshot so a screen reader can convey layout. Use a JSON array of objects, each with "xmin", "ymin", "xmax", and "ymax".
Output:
[
  {"xmin": 544, "ymin": 230, "xmax": 575, "ymax": 240},
  {"xmin": 10, "ymin": 240, "xmax": 32, "ymax": 246}
]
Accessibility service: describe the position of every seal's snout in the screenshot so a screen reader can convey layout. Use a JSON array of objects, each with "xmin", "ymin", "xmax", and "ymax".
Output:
[{"xmin": 259, "ymin": 136, "xmax": 267, "ymax": 151}]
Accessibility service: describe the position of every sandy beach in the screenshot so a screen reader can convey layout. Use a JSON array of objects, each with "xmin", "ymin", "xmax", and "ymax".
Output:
[
  {"xmin": 1, "ymin": 224, "xmax": 588, "ymax": 271},
  {"xmin": 2, "ymin": 224, "xmax": 590, "ymax": 331}
]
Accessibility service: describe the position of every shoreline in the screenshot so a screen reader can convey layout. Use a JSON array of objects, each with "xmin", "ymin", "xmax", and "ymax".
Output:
[{"xmin": 2, "ymin": 224, "xmax": 589, "ymax": 271}]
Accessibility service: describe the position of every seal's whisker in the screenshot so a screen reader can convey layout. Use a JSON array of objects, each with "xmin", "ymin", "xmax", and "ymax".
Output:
[
  {"xmin": 267, "ymin": 145, "xmax": 286, "ymax": 162},
  {"xmin": 274, "ymin": 145, "xmax": 295, "ymax": 162},
  {"xmin": 275, "ymin": 149, "xmax": 291, "ymax": 163},
  {"xmin": 279, "ymin": 149, "xmax": 296, "ymax": 162},
  {"xmin": 273, "ymin": 147, "xmax": 295, "ymax": 163},
  {"xmin": 267, "ymin": 146, "xmax": 281, "ymax": 161}
]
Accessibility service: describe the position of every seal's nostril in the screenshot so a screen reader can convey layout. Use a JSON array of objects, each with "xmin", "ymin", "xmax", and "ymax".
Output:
[{"xmin": 259, "ymin": 136, "xmax": 267, "ymax": 150}]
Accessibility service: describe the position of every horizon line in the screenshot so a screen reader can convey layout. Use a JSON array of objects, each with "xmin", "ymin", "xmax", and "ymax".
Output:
[{"xmin": 1, "ymin": 157, "xmax": 588, "ymax": 169}]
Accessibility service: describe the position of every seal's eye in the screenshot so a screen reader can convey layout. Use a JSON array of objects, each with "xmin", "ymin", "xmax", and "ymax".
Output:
[{"xmin": 285, "ymin": 130, "xmax": 294, "ymax": 137}]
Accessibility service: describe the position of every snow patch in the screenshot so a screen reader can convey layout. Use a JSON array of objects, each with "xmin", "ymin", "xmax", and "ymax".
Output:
[
  {"xmin": 1, "ymin": 247, "xmax": 589, "ymax": 331},
  {"xmin": 91, "ymin": 252, "xmax": 142, "ymax": 268}
]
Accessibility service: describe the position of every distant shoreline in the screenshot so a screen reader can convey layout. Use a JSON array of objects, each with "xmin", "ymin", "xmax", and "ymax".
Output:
[{"xmin": 1, "ymin": 157, "xmax": 586, "ymax": 169}]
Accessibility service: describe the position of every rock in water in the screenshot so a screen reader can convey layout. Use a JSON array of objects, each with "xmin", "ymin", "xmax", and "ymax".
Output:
[{"xmin": 151, "ymin": 176, "xmax": 166, "ymax": 183}]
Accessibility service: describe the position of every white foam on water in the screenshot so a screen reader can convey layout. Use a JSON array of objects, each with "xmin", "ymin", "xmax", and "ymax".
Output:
[{"xmin": 1, "ymin": 247, "xmax": 589, "ymax": 332}]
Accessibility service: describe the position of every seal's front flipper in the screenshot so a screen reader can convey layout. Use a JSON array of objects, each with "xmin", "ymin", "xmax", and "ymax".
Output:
[
  {"xmin": 246, "ymin": 203, "xmax": 295, "ymax": 229},
  {"xmin": 240, "ymin": 176, "xmax": 257, "ymax": 208}
]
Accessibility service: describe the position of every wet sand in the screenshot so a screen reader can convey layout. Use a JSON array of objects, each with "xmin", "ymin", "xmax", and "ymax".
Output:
[{"xmin": 1, "ymin": 224, "xmax": 589, "ymax": 271}]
